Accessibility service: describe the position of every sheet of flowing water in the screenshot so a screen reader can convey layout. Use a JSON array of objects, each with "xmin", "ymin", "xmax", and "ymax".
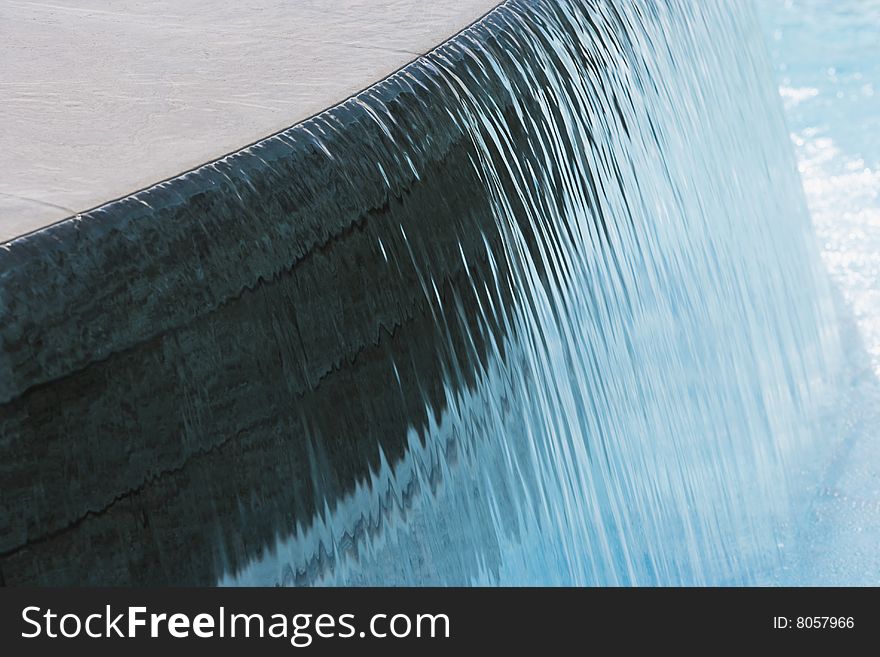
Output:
[
  {"xmin": 757, "ymin": 0, "xmax": 880, "ymax": 585},
  {"xmin": 225, "ymin": 0, "xmax": 842, "ymax": 586}
]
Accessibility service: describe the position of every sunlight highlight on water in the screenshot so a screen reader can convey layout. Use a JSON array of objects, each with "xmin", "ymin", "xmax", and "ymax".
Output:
[{"xmin": 758, "ymin": 0, "xmax": 880, "ymax": 585}]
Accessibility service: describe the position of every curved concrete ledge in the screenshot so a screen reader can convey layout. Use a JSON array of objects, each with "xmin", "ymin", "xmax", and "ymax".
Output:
[
  {"xmin": 0, "ymin": 0, "xmax": 497, "ymax": 242},
  {"xmin": 0, "ymin": 0, "xmax": 586, "ymax": 584}
]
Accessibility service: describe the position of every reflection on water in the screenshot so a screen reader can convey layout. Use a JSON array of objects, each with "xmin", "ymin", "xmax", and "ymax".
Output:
[
  {"xmin": 759, "ymin": 0, "xmax": 880, "ymax": 585},
  {"xmin": 227, "ymin": 0, "xmax": 840, "ymax": 586}
]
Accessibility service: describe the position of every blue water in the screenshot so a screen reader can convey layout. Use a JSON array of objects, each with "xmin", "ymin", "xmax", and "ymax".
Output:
[
  {"xmin": 757, "ymin": 0, "xmax": 880, "ymax": 585},
  {"xmin": 224, "ymin": 0, "xmax": 878, "ymax": 586}
]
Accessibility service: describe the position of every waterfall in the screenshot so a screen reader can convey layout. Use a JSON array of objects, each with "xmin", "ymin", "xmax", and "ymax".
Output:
[{"xmin": 222, "ymin": 0, "xmax": 840, "ymax": 586}]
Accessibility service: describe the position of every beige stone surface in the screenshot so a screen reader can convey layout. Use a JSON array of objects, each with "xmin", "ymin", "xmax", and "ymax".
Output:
[{"xmin": 0, "ymin": 0, "xmax": 498, "ymax": 242}]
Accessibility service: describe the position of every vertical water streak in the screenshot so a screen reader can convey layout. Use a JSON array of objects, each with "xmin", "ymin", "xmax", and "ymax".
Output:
[{"xmin": 225, "ymin": 0, "xmax": 839, "ymax": 586}]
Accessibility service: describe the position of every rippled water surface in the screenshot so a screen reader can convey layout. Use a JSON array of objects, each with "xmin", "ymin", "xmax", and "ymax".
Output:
[{"xmin": 757, "ymin": 0, "xmax": 880, "ymax": 585}]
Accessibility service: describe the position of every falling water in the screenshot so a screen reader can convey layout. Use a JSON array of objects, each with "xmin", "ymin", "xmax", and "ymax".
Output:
[{"xmin": 225, "ymin": 0, "xmax": 840, "ymax": 586}]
